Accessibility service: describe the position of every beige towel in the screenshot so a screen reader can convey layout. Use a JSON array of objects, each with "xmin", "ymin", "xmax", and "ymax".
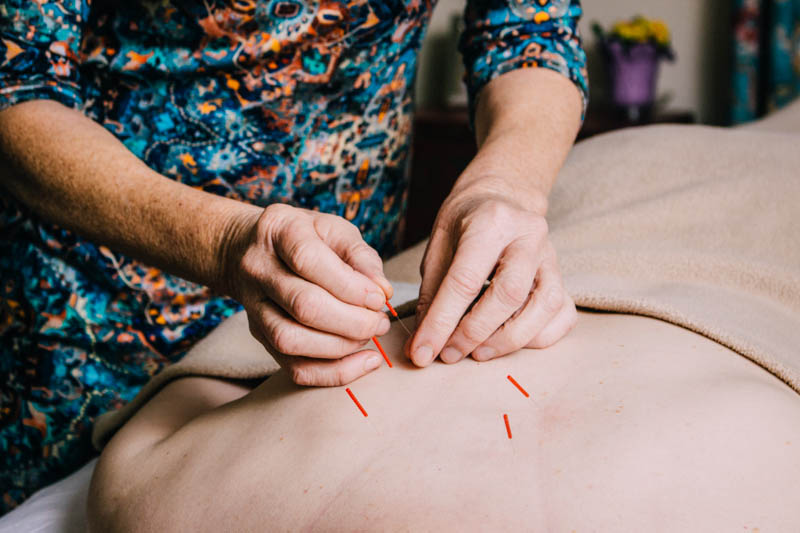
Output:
[
  {"xmin": 91, "ymin": 311, "xmax": 280, "ymax": 448},
  {"xmin": 92, "ymin": 104, "xmax": 800, "ymax": 449},
  {"xmin": 548, "ymin": 118, "xmax": 800, "ymax": 393}
]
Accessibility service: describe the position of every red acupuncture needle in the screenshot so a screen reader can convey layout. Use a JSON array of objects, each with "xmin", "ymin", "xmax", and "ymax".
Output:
[
  {"xmin": 371, "ymin": 336, "xmax": 392, "ymax": 368},
  {"xmin": 385, "ymin": 300, "xmax": 412, "ymax": 336},
  {"xmin": 503, "ymin": 414, "xmax": 512, "ymax": 439},
  {"xmin": 346, "ymin": 388, "xmax": 368, "ymax": 417},
  {"xmin": 507, "ymin": 375, "xmax": 530, "ymax": 398}
]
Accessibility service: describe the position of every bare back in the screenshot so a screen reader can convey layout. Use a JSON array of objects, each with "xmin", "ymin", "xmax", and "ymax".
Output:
[{"xmin": 89, "ymin": 311, "xmax": 800, "ymax": 531}]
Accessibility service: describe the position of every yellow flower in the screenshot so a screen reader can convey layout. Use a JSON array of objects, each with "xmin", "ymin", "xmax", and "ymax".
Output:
[
  {"xmin": 650, "ymin": 20, "xmax": 671, "ymax": 45},
  {"xmin": 610, "ymin": 16, "xmax": 671, "ymax": 46},
  {"xmin": 628, "ymin": 22, "xmax": 649, "ymax": 42},
  {"xmin": 612, "ymin": 21, "xmax": 630, "ymax": 36}
]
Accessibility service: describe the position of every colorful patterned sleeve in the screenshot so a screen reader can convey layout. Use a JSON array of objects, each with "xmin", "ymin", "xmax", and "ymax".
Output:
[
  {"xmin": 459, "ymin": 0, "xmax": 589, "ymax": 123},
  {"xmin": 0, "ymin": 0, "xmax": 89, "ymax": 111}
]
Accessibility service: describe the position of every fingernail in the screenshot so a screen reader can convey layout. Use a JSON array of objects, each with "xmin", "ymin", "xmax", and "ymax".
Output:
[
  {"xmin": 365, "ymin": 354, "xmax": 382, "ymax": 371},
  {"xmin": 472, "ymin": 346, "xmax": 496, "ymax": 361},
  {"xmin": 413, "ymin": 345, "xmax": 434, "ymax": 366},
  {"xmin": 383, "ymin": 280, "xmax": 394, "ymax": 298},
  {"xmin": 440, "ymin": 346, "xmax": 462, "ymax": 364},
  {"xmin": 377, "ymin": 316, "xmax": 390, "ymax": 334},
  {"xmin": 366, "ymin": 292, "xmax": 384, "ymax": 311}
]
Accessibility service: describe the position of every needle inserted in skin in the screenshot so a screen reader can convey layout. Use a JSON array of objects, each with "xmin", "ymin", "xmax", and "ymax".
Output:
[
  {"xmin": 507, "ymin": 375, "xmax": 530, "ymax": 398},
  {"xmin": 385, "ymin": 300, "xmax": 412, "ymax": 336},
  {"xmin": 346, "ymin": 388, "xmax": 368, "ymax": 417},
  {"xmin": 372, "ymin": 336, "xmax": 392, "ymax": 368}
]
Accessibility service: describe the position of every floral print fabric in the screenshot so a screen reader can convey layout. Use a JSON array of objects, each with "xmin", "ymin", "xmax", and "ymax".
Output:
[
  {"xmin": 0, "ymin": 0, "xmax": 587, "ymax": 513},
  {"xmin": 732, "ymin": 0, "xmax": 800, "ymax": 123}
]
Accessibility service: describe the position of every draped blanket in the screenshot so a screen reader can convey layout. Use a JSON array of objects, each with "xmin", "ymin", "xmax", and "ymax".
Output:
[{"xmin": 549, "ymin": 105, "xmax": 800, "ymax": 393}]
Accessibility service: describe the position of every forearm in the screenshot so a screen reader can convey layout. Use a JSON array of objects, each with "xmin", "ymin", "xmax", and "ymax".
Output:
[
  {"xmin": 456, "ymin": 68, "xmax": 583, "ymax": 214},
  {"xmin": 0, "ymin": 99, "xmax": 260, "ymax": 290}
]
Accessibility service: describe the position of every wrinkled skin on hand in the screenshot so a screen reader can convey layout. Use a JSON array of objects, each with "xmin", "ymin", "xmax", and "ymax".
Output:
[
  {"xmin": 407, "ymin": 181, "xmax": 577, "ymax": 367},
  {"xmin": 221, "ymin": 203, "xmax": 393, "ymax": 386}
]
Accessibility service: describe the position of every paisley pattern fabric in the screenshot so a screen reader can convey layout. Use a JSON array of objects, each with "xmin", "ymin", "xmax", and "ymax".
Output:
[
  {"xmin": 731, "ymin": 0, "xmax": 800, "ymax": 124},
  {"xmin": 0, "ymin": 0, "xmax": 587, "ymax": 512}
]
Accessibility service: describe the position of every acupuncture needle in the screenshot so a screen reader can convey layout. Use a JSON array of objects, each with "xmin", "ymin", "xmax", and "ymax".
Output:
[
  {"xmin": 371, "ymin": 336, "xmax": 392, "ymax": 368},
  {"xmin": 365, "ymin": 300, "xmax": 409, "ymax": 369},
  {"xmin": 385, "ymin": 300, "xmax": 412, "ymax": 336},
  {"xmin": 346, "ymin": 387, "xmax": 368, "ymax": 417}
]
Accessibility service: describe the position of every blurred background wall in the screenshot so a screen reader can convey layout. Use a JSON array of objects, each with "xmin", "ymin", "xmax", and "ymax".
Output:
[{"xmin": 416, "ymin": 0, "xmax": 734, "ymax": 125}]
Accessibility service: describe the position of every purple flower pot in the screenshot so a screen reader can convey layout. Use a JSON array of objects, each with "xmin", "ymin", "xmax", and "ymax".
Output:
[{"xmin": 606, "ymin": 41, "xmax": 661, "ymax": 110}]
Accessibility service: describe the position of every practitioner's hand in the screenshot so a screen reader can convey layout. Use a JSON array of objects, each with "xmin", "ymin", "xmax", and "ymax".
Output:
[
  {"xmin": 220, "ymin": 204, "xmax": 392, "ymax": 386},
  {"xmin": 406, "ymin": 180, "xmax": 577, "ymax": 367}
]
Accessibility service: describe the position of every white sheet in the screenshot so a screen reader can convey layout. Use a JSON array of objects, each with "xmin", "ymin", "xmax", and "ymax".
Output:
[{"xmin": 0, "ymin": 459, "xmax": 95, "ymax": 533}]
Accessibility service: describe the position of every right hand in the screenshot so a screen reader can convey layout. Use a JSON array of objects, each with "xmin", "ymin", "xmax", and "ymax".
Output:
[{"xmin": 219, "ymin": 203, "xmax": 393, "ymax": 387}]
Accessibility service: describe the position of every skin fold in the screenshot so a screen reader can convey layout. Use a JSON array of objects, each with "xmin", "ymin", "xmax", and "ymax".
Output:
[{"xmin": 88, "ymin": 312, "xmax": 800, "ymax": 531}]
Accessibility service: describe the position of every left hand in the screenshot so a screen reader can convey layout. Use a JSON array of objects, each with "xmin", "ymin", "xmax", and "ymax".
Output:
[{"xmin": 405, "ymin": 178, "xmax": 577, "ymax": 367}]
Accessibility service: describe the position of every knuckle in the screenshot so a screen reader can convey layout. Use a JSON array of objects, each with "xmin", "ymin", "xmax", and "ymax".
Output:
[
  {"xmin": 369, "ymin": 315, "xmax": 385, "ymax": 336},
  {"xmin": 336, "ymin": 337, "xmax": 356, "ymax": 356},
  {"xmin": 493, "ymin": 276, "xmax": 529, "ymax": 308},
  {"xmin": 481, "ymin": 201, "xmax": 516, "ymax": 236},
  {"xmin": 289, "ymin": 288, "xmax": 319, "ymax": 325},
  {"xmin": 289, "ymin": 364, "xmax": 313, "ymax": 386},
  {"xmin": 353, "ymin": 320, "xmax": 373, "ymax": 340},
  {"xmin": 334, "ymin": 366, "xmax": 350, "ymax": 387},
  {"xmin": 358, "ymin": 315, "xmax": 383, "ymax": 339},
  {"xmin": 542, "ymin": 287, "xmax": 564, "ymax": 314},
  {"xmin": 460, "ymin": 319, "xmax": 490, "ymax": 346},
  {"xmin": 264, "ymin": 202, "xmax": 291, "ymax": 217},
  {"xmin": 506, "ymin": 327, "xmax": 531, "ymax": 350},
  {"xmin": 342, "ymin": 220, "xmax": 363, "ymax": 239},
  {"xmin": 345, "ymin": 241, "xmax": 377, "ymax": 265},
  {"xmin": 486, "ymin": 200, "xmax": 513, "ymax": 223},
  {"xmin": 293, "ymin": 360, "xmax": 350, "ymax": 387},
  {"xmin": 239, "ymin": 248, "xmax": 263, "ymax": 280},
  {"xmin": 448, "ymin": 266, "xmax": 484, "ymax": 298},
  {"xmin": 261, "ymin": 204, "xmax": 292, "ymax": 238},
  {"xmin": 426, "ymin": 314, "xmax": 454, "ymax": 338},
  {"xmin": 271, "ymin": 322, "xmax": 299, "ymax": 355},
  {"xmin": 533, "ymin": 329, "xmax": 559, "ymax": 348},
  {"xmin": 416, "ymin": 293, "xmax": 433, "ymax": 311},
  {"xmin": 285, "ymin": 239, "xmax": 315, "ymax": 273}
]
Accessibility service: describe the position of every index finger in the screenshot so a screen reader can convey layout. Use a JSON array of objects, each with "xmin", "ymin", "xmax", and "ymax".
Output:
[
  {"xmin": 408, "ymin": 234, "xmax": 505, "ymax": 366},
  {"xmin": 315, "ymin": 215, "xmax": 393, "ymax": 299},
  {"xmin": 274, "ymin": 221, "xmax": 387, "ymax": 312}
]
